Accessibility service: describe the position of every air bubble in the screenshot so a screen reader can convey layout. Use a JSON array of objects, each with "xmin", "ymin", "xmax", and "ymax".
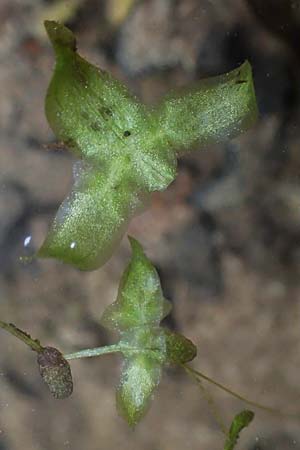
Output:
[{"xmin": 23, "ymin": 236, "xmax": 32, "ymax": 247}]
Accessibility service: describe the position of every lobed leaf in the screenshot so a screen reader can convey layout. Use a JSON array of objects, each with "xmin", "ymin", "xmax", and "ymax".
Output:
[
  {"xmin": 99, "ymin": 237, "xmax": 196, "ymax": 426},
  {"xmin": 41, "ymin": 21, "xmax": 258, "ymax": 270}
]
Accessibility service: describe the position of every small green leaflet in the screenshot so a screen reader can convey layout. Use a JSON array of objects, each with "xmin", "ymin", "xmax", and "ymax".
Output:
[
  {"xmin": 101, "ymin": 237, "xmax": 197, "ymax": 426},
  {"xmin": 39, "ymin": 21, "xmax": 258, "ymax": 270},
  {"xmin": 224, "ymin": 410, "xmax": 255, "ymax": 450}
]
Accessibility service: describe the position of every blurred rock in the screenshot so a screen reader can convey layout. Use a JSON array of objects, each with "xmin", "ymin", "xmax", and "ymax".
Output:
[{"xmin": 117, "ymin": 0, "xmax": 207, "ymax": 75}]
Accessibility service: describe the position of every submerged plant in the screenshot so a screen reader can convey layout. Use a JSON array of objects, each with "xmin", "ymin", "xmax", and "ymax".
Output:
[
  {"xmin": 65, "ymin": 237, "xmax": 196, "ymax": 425},
  {"xmin": 2, "ymin": 238, "xmax": 291, "ymax": 442},
  {"xmin": 4, "ymin": 16, "xmax": 292, "ymax": 450},
  {"xmin": 37, "ymin": 20, "xmax": 257, "ymax": 270}
]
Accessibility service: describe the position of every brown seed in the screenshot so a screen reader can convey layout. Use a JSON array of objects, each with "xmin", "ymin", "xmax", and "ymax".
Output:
[{"xmin": 37, "ymin": 347, "xmax": 73, "ymax": 399}]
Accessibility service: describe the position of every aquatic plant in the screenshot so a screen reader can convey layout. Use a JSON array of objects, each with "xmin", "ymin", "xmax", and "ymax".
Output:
[
  {"xmin": 3, "ymin": 238, "xmax": 293, "ymax": 449},
  {"xmin": 0, "ymin": 18, "xmax": 280, "ymax": 450},
  {"xmin": 38, "ymin": 20, "xmax": 257, "ymax": 270}
]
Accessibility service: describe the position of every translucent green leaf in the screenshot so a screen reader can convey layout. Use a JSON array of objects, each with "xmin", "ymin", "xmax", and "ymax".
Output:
[
  {"xmin": 44, "ymin": 20, "xmax": 147, "ymax": 164},
  {"xmin": 156, "ymin": 61, "xmax": 258, "ymax": 153},
  {"xmin": 224, "ymin": 410, "xmax": 255, "ymax": 450},
  {"xmin": 100, "ymin": 237, "xmax": 172, "ymax": 330},
  {"xmin": 116, "ymin": 355, "xmax": 162, "ymax": 427},
  {"xmin": 38, "ymin": 164, "xmax": 144, "ymax": 270},
  {"xmin": 99, "ymin": 237, "xmax": 197, "ymax": 425},
  {"xmin": 44, "ymin": 21, "xmax": 176, "ymax": 190},
  {"xmin": 40, "ymin": 21, "xmax": 258, "ymax": 270}
]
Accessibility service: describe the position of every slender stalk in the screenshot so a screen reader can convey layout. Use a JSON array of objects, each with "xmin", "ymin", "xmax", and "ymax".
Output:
[
  {"xmin": 183, "ymin": 364, "xmax": 299, "ymax": 419},
  {"xmin": 191, "ymin": 373, "xmax": 227, "ymax": 435},
  {"xmin": 64, "ymin": 343, "xmax": 162, "ymax": 361},
  {"xmin": 0, "ymin": 320, "xmax": 43, "ymax": 353},
  {"xmin": 64, "ymin": 343, "xmax": 127, "ymax": 360}
]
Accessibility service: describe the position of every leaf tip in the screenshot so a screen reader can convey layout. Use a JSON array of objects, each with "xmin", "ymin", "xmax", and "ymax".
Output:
[
  {"xmin": 128, "ymin": 235, "xmax": 144, "ymax": 256},
  {"xmin": 232, "ymin": 409, "xmax": 255, "ymax": 428},
  {"xmin": 231, "ymin": 59, "xmax": 258, "ymax": 130},
  {"xmin": 44, "ymin": 20, "xmax": 77, "ymax": 53},
  {"xmin": 225, "ymin": 409, "xmax": 255, "ymax": 450}
]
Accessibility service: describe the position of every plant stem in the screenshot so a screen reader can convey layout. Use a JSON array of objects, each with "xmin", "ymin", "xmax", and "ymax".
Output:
[
  {"xmin": 64, "ymin": 343, "xmax": 127, "ymax": 360},
  {"xmin": 64, "ymin": 343, "xmax": 163, "ymax": 360},
  {"xmin": 183, "ymin": 364, "xmax": 298, "ymax": 419},
  {"xmin": 191, "ymin": 373, "xmax": 227, "ymax": 435},
  {"xmin": 0, "ymin": 321, "xmax": 43, "ymax": 353}
]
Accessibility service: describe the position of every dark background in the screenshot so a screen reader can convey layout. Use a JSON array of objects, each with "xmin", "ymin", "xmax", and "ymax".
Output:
[{"xmin": 1, "ymin": 1, "xmax": 300, "ymax": 449}]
